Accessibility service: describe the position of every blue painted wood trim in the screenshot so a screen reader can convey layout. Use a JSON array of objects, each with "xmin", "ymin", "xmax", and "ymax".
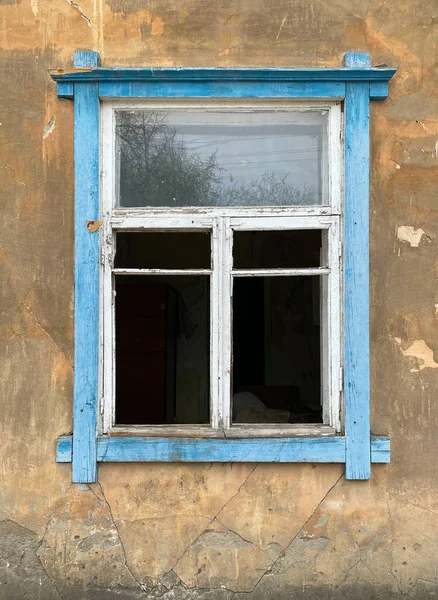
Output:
[
  {"xmin": 57, "ymin": 50, "xmax": 394, "ymax": 480},
  {"xmin": 51, "ymin": 66, "xmax": 396, "ymax": 84},
  {"xmin": 370, "ymin": 436, "xmax": 390, "ymax": 463},
  {"xmin": 74, "ymin": 51, "xmax": 101, "ymax": 68},
  {"xmin": 98, "ymin": 81, "xmax": 346, "ymax": 99},
  {"xmin": 369, "ymin": 81, "xmax": 390, "ymax": 101},
  {"xmin": 57, "ymin": 82, "xmax": 74, "ymax": 99},
  {"xmin": 56, "ymin": 435, "xmax": 390, "ymax": 464},
  {"xmin": 344, "ymin": 59, "xmax": 371, "ymax": 479},
  {"xmin": 72, "ymin": 82, "xmax": 100, "ymax": 483},
  {"xmin": 344, "ymin": 52, "xmax": 371, "ymax": 67}
]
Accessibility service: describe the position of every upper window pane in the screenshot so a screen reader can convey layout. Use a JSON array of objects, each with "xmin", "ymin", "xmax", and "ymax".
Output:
[{"xmin": 116, "ymin": 110, "xmax": 328, "ymax": 207}]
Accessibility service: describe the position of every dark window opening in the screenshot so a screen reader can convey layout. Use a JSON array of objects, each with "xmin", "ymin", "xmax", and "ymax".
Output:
[
  {"xmin": 115, "ymin": 231, "xmax": 211, "ymax": 270},
  {"xmin": 115, "ymin": 275, "xmax": 210, "ymax": 425},
  {"xmin": 232, "ymin": 276, "xmax": 321, "ymax": 424},
  {"xmin": 233, "ymin": 229, "xmax": 322, "ymax": 269}
]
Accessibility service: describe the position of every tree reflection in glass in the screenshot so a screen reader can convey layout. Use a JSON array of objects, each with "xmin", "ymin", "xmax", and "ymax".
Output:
[{"xmin": 117, "ymin": 110, "xmax": 326, "ymax": 207}]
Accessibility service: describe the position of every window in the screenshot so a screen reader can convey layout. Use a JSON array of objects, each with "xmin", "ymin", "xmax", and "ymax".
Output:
[
  {"xmin": 52, "ymin": 51, "xmax": 396, "ymax": 482},
  {"xmin": 101, "ymin": 102, "xmax": 342, "ymax": 436}
]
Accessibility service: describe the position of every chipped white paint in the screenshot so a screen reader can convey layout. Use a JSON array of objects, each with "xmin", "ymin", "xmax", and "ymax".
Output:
[
  {"xmin": 402, "ymin": 340, "xmax": 438, "ymax": 372},
  {"xmin": 397, "ymin": 225, "xmax": 425, "ymax": 247},
  {"xmin": 43, "ymin": 116, "xmax": 56, "ymax": 140},
  {"xmin": 30, "ymin": 0, "xmax": 38, "ymax": 16},
  {"xmin": 435, "ymin": 304, "xmax": 438, "ymax": 315}
]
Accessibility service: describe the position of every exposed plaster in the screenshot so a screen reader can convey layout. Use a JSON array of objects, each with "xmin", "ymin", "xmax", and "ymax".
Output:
[
  {"xmin": 43, "ymin": 116, "xmax": 56, "ymax": 140},
  {"xmin": 396, "ymin": 226, "xmax": 425, "ymax": 247},
  {"xmin": 399, "ymin": 339, "xmax": 438, "ymax": 372},
  {"xmin": 275, "ymin": 14, "xmax": 288, "ymax": 40}
]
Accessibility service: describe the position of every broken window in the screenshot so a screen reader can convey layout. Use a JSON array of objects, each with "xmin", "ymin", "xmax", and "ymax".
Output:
[{"xmin": 101, "ymin": 102, "xmax": 341, "ymax": 434}]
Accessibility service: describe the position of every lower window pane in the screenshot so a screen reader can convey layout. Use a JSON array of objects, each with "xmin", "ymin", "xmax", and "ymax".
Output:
[
  {"xmin": 232, "ymin": 276, "xmax": 322, "ymax": 424},
  {"xmin": 115, "ymin": 275, "xmax": 210, "ymax": 425}
]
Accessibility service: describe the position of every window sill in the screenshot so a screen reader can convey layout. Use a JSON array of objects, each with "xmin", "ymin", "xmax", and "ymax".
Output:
[
  {"xmin": 57, "ymin": 434, "xmax": 389, "ymax": 464},
  {"xmin": 106, "ymin": 424, "xmax": 336, "ymax": 438}
]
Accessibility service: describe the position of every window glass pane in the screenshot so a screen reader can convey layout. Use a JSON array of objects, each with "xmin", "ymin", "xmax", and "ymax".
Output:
[
  {"xmin": 233, "ymin": 230, "xmax": 322, "ymax": 269},
  {"xmin": 232, "ymin": 276, "xmax": 322, "ymax": 424},
  {"xmin": 117, "ymin": 110, "xmax": 328, "ymax": 207},
  {"xmin": 115, "ymin": 275, "xmax": 210, "ymax": 425},
  {"xmin": 115, "ymin": 231, "xmax": 211, "ymax": 269}
]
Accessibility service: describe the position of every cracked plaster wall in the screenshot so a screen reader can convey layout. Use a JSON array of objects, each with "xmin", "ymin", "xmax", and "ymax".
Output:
[{"xmin": 0, "ymin": 0, "xmax": 437, "ymax": 598}]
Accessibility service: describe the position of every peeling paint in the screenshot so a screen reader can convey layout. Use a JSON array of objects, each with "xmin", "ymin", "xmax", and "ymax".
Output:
[
  {"xmin": 396, "ymin": 226, "xmax": 425, "ymax": 247},
  {"xmin": 86, "ymin": 219, "xmax": 102, "ymax": 232},
  {"xmin": 398, "ymin": 339, "xmax": 438, "ymax": 372},
  {"xmin": 42, "ymin": 116, "xmax": 55, "ymax": 140}
]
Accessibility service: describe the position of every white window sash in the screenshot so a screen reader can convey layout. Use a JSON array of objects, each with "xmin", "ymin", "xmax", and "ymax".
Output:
[{"xmin": 100, "ymin": 101, "xmax": 343, "ymax": 436}]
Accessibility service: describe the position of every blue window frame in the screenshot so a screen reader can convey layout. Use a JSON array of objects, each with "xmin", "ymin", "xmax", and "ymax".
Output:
[{"xmin": 51, "ymin": 51, "xmax": 396, "ymax": 483}]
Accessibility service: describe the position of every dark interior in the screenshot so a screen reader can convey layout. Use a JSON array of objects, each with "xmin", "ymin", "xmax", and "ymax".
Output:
[{"xmin": 114, "ymin": 229, "xmax": 322, "ymax": 426}]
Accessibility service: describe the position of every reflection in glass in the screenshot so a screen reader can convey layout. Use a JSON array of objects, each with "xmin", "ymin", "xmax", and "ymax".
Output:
[{"xmin": 117, "ymin": 110, "xmax": 327, "ymax": 207}]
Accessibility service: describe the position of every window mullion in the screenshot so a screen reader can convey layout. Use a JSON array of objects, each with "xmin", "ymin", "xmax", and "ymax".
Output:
[
  {"xmin": 210, "ymin": 218, "xmax": 221, "ymax": 429},
  {"xmin": 214, "ymin": 217, "xmax": 232, "ymax": 430}
]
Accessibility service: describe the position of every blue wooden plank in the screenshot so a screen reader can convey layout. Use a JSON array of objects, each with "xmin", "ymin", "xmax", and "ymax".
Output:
[
  {"xmin": 343, "ymin": 52, "xmax": 371, "ymax": 68},
  {"xmin": 99, "ymin": 81, "xmax": 345, "ymax": 99},
  {"xmin": 54, "ymin": 78, "xmax": 390, "ymax": 101},
  {"xmin": 370, "ymin": 81, "xmax": 390, "ymax": 101},
  {"xmin": 344, "ymin": 52, "xmax": 371, "ymax": 480},
  {"xmin": 72, "ymin": 82, "xmax": 100, "ymax": 483},
  {"xmin": 56, "ymin": 82, "xmax": 74, "ymax": 99},
  {"xmin": 370, "ymin": 436, "xmax": 390, "ymax": 463},
  {"xmin": 96, "ymin": 437, "xmax": 346, "ymax": 462},
  {"xmin": 56, "ymin": 435, "xmax": 390, "ymax": 464},
  {"xmin": 74, "ymin": 51, "xmax": 101, "ymax": 68},
  {"xmin": 50, "ymin": 66, "xmax": 397, "ymax": 84},
  {"xmin": 57, "ymin": 435, "xmax": 73, "ymax": 462}
]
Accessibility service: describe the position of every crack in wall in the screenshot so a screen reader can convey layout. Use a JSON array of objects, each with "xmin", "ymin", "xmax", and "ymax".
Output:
[
  {"xmin": 214, "ymin": 464, "xmax": 259, "ymax": 522},
  {"xmin": 145, "ymin": 464, "xmax": 260, "ymax": 595},
  {"xmin": 232, "ymin": 472, "xmax": 345, "ymax": 596},
  {"xmin": 91, "ymin": 482, "xmax": 151, "ymax": 594},
  {"xmin": 22, "ymin": 297, "xmax": 73, "ymax": 368},
  {"xmin": 214, "ymin": 518, "xmax": 264, "ymax": 551},
  {"xmin": 388, "ymin": 492, "xmax": 437, "ymax": 517},
  {"xmin": 65, "ymin": 0, "xmax": 98, "ymax": 30}
]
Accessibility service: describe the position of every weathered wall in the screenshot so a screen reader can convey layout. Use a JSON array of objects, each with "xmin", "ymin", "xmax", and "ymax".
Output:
[{"xmin": 0, "ymin": 0, "xmax": 437, "ymax": 598}]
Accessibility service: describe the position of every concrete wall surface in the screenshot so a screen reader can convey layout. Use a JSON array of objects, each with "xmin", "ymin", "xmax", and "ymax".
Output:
[{"xmin": 0, "ymin": 0, "xmax": 437, "ymax": 598}]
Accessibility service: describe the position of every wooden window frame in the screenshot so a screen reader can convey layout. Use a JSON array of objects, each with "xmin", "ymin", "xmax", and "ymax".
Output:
[{"xmin": 51, "ymin": 51, "xmax": 396, "ymax": 483}]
